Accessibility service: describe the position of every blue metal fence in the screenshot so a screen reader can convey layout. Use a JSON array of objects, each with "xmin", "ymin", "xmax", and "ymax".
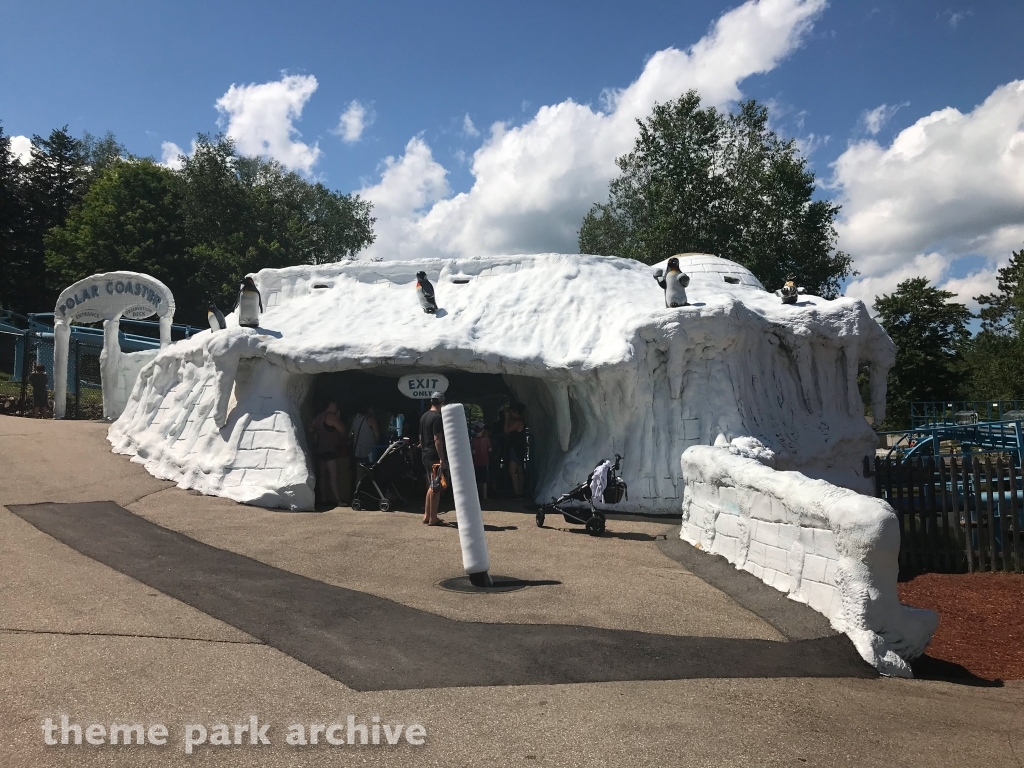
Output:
[
  {"xmin": 910, "ymin": 400, "xmax": 1024, "ymax": 428},
  {"xmin": 879, "ymin": 420, "xmax": 1024, "ymax": 466},
  {"xmin": 0, "ymin": 328, "xmax": 103, "ymax": 418}
]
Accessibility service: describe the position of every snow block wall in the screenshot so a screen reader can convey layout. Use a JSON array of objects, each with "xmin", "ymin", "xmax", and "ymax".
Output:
[
  {"xmin": 105, "ymin": 349, "xmax": 158, "ymax": 420},
  {"xmin": 109, "ymin": 334, "xmax": 315, "ymax": 509},
  {"xmin": 680, "ymin": 445, "xmax": 938, "ymax": 676},
  {"xmin": 108, "ymin": 253, "xmax": 895, "ymax": 513}
]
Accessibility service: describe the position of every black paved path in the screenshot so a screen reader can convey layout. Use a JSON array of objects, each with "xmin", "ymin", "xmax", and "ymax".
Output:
[{"xmin": 8, "ymin": 502, "xmax": 875, "ymax": 690}]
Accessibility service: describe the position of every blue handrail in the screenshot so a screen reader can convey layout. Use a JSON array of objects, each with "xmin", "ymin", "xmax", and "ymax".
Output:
[{"xmin": 879, "ymin": 420, "xmax": 1024, "ymax": 466}]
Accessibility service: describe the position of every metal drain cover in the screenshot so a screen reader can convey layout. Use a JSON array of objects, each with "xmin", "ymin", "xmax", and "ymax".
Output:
[{"xmin": 437, "ymin": 575, "xmax": 533, "ymax": 593}]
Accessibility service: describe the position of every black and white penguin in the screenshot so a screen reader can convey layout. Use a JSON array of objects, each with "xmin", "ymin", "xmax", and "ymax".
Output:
[
  {"xmin": 207, "ymin": 301, "xmax": 226, "ymax": 331},
  {"xmin": 775, "ymin": 275, "xmax": 805, "ymax": 305},
  {"xmin": 416, "ymin": 271, "xmax": 437, "ymax": 314},
  {"xmin": 653, "ymin": 257, "xmax": 690, "ymax": 308},
  {"xmin": 237, "ymin": 276, "xmax": 263, "ymax": 328}
]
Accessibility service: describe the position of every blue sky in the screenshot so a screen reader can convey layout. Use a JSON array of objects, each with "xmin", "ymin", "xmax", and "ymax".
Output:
[{"xmin": 2, "ymin": 0, "xmax": 1023, "ymax": 304}]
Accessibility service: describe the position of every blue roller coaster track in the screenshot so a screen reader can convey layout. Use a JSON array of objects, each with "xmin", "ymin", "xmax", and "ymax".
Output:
[{"xmin": 880, "ymin": 401, "xmax": 1024, "ymax": 466}]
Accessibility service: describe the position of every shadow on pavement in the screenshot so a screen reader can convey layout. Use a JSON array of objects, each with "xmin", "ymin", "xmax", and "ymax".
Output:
[
  {"xmin": 909, "ymin": 655, "xmax": 1003, "ymax": 687},
  {"xmin": 9, "ymin": 501, "xmax": 877, "ymax": 692}
]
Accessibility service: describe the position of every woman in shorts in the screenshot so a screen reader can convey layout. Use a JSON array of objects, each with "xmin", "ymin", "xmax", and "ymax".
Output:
[{"xmin": 309, "ymin": 402, "xmax": 346, "ymax": 508}]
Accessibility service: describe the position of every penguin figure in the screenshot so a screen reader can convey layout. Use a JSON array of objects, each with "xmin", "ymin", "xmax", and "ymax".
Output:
[
  {"xmin": 237, "ymin": 276, "xmax": 263, "ymax": 328},
  {"xmin": 207, "ymin": 301, "xmax": 226, "ymax": 331},
  {"xmin": 653, "ymin": 257, "xmax": 690, "ymax": 308},
  {"xmin": 416, "ymin": 271, "xmax": 437, "ymax": 314},
  {"xmin": 775, "ymin": 275, "xmax": 805, "ymax": 305}
]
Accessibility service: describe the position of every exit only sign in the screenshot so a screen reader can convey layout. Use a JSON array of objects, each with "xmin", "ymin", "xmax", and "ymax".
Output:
[{"xmin": 397, "ymin": 373, "xmax": 450, "ymax": 400}]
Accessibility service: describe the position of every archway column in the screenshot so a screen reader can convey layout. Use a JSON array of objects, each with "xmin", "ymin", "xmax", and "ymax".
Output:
[
  {"xmin": 100, "ymin": 317, "xmax": 123, "ymax": 420},
  {"xmin": 51, "ymin": 271, "xmax": 176, "ymax": 420},
  {"xmin": 52, "ymin": 322, "xmax": 71, "ymax": 420}
]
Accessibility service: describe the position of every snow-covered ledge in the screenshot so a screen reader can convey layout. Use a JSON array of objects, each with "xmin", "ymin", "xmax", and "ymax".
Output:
[{"xmin": 680, "ymin": 445, "xmax": 938, "ymax": 677}]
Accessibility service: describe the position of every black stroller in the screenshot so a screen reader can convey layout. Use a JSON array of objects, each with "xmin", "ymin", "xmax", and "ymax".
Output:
[
  {"xmin": 536, "ymin": 454, "xmax": 627, "ymax": 536},
  {"xmin": 351, "ymin": 439, "xmax": 415, "ymax": 512}
]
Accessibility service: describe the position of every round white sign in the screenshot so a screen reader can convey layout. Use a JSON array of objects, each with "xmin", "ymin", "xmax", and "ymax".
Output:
[
  {"xmin": 397, "ymin": 373, "xmax": 450, "ymax": 400},
  {"xmin": 55, "ymin": 273, "xmax": 174, "ymax": 324}
]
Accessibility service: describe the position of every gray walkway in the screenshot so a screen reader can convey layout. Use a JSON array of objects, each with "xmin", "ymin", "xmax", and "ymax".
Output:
[
  {"xmin": 2, "ymin": 417, "xmax": 1023, "ymax": 768},
  {"xmin": 9, "ymin": 501, "xmax": 873, "ymax": 690}
]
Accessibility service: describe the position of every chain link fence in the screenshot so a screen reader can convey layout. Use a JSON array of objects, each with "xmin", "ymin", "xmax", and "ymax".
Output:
[{"xmin": 0, "ymin": 329, "xmax": 104, "ymax": 419}]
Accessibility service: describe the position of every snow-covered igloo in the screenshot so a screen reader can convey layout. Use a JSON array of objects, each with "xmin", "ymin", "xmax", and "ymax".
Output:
[{"xmin": 108, "ymin": 253, "xmax": 894, "ymax": 512}]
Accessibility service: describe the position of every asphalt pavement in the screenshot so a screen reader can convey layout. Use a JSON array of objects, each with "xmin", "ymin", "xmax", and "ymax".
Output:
[{"xmin": 1, "ymin": 416, "xmax": 1021, "ymax": 767}]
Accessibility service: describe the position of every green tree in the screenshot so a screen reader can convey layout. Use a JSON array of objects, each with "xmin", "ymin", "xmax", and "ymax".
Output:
[
  {"xmin": 579, "ymin": 92, "xmax": 853, "ymax": 297},
  {"xmin": 964, "ymin": 248, "xmax": 1024, "ymax": 399},
  {"xmin": 24, "ymin": 127, "xmax": 88, "ymax": 233},
  {"xmin": 289, "ymin": 179, "xmax": 376, "ymax": 265},
  {"xmin": 81, "ymin": 130, "xmax": 127, "ymax": 181},
  {"xmin": 0, "ymin": 123, "xmax": 28, "ymax": 311},
  {"xmin": 46, "ymin": 134, "xmax": 376, "ymax": 325},
  {"xmin": 45, "ymin": 158, "xmax": 189, "ymax": 305},
  {"xmin": 175, "ymin": 135, "xmax": 375, "ymax": 318},
  {"xmin": 873, "ymin": 277, "xmax": 973, "ymax": 429},
  {"xmin": 4, "ymin": 127, "xmax": 88, "ymax": 313}
]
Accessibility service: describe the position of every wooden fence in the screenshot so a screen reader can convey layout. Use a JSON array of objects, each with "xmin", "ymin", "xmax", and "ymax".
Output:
[{"xmin": 873, "ymin": 455, "xmax": 1023, "ymax": 574}]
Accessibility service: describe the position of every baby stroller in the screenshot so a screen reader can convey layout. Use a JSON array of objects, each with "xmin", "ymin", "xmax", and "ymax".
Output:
[
  {"xmin": 351, "ymin": 439, "xmax": 414, "ymax": 512},
  {"xmin": 536, "ymin": 454, "xmax": 627, "ymax": 536}
]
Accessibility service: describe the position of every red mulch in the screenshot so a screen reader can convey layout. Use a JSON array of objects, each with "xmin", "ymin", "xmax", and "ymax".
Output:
[{"xmin": 898, "ymin": 572, "xmax": 1024, "ymax": 681}]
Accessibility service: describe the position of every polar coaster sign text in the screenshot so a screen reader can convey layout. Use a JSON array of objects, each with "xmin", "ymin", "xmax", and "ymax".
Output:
[
  {"xmin": 56, "ymin": 277, "xmax": 169, "ymax": 324},
  {"xmin": 52, "ymin": 271, "xmax": 176, "ymax": 420}
]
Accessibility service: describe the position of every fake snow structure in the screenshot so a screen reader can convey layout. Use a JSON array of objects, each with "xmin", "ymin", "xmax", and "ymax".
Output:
[
  {"xmin": 680, "ymin": 445, "xmax": 938, "ymax": 676},
  {"xmin": 108, "ymin": 252, "xmax": 936, "ymax": 673},
  {"xmin": 109, "ymin": 252, "xmax": 896, "ymax": 510}
]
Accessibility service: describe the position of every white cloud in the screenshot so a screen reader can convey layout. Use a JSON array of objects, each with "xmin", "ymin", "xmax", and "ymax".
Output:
[
  {"xmin": 835, "ymin": 80, "xmax": 1024, "ymax": 305},
  {"xmin": 215, "ymin": 73, "xmax": 321, "ymax": 175},
  {"xmin": 794, "ymin": 132, "xmax": 829, "ymax": 157},
  {"xmin": 844, "ymin": 255, "xmax": 1000, "ymax": 315},
  {"xmin": 462, "ymin": 114, "xmax": 479, "ymax": 138},
  {"xmin": 358, "ymin": 137, "xmax": 451, "ymax": 261},
  {"xmin": 160, "ymin": 141, "xmax": 189, "ymax": 170},
  {"xmin": 843, "ymin": 253, "xmax": 950, "ymax": 306},
  {"xmin": 860, "ymin": 101, "xmax": 909, "ymax": 135},
  {"xmin": 941, "ymin": 267, "xmax": 1001, "ymax": 313},
  {"xmin": 9, "ymin": 135, "xmax": 32, "ymax": 164},
  {"xmin": 332, "ymin": 100, "xmax": 373, "ymax": 143},
  {"xmin": 359, "ymin": 0, "xmax": 826, "ymax": 261},
  {"xmin": 940, "ymin": 8, "xmax": 972, "ymax": 29}
]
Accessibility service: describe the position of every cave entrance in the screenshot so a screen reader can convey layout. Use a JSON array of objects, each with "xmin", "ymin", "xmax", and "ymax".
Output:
[{"xmin": 308, "ymin": 368, "xmax": 540, "ymax": 507}]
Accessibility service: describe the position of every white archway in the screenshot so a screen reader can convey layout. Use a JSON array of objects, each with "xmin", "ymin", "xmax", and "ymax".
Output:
[{"xmin": 52, "ymin": 272, "xmax": 176, "ymax": 419}]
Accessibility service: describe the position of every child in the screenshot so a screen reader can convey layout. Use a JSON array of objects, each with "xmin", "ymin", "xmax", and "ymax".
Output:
[
  {"xmin": 29, "ymin": 363, "xmax": 49, "ymax": 418},
  {"xmin": 470, "ymin": 421, "xmax": 491, "ymax": 501}
]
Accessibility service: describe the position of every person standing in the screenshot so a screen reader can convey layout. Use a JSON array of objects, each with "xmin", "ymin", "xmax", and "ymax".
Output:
[
  {"xmin": 335, "ymin": 417, "xmax": 353, "ymax": 505},
  {"xmin": 470, "ymin": 421, "xmax": 491, "ymax": 501},
  {"xmin": 489, "ymin": 406, "xmax": 508, "ymax": 495},
  {"xmin": 504, "ymin": 402, "xmax": 527, "ymax": 498},
  {"xmin": 350, "ymin": 404, "xmax": 380, "ymax": 489},
  {"xmin": 29, "ymin": 364, "xmax": 49, "ymax": 418},
  {"xmin": 420, "ymin": 392, "xmax": 449, "ymax": 526},
  {"xmin": 308, "ymin": 402, "xmax": 345, "ymax": 508}
]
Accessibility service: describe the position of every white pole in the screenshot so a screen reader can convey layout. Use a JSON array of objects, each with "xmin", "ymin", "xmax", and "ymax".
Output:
[
  {"xmin": 52, "ymin": 322, "xmax": 70, "ymax": 419},
  {"xmin": 441, "ymin": 403, "xmax": 492, "ymax": 586}
]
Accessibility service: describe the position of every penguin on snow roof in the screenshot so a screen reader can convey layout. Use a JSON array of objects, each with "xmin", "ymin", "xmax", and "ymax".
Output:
[
  {"xmin": 653, "ymin": 257, "xmax": 690, "ymax": 308},
  {"xmin": 416, "ymin": 271, "xmax": 437, "ymax": 314},
  {"xmin": 207, "ymin": 301, "xmax": 226, "ymax": 331},
  {"xmin": 237, "ymin": 276, "xmax": 263, "ymax": 328}
]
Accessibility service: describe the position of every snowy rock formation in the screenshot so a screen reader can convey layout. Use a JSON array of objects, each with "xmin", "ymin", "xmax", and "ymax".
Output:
[
  {"xmin": 108, "ymin": 253, "xmax": 894, "ymax": 512},
  {"xmin": 680, "ymin": 445, "xmax": 938, "ymax": 676}
]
